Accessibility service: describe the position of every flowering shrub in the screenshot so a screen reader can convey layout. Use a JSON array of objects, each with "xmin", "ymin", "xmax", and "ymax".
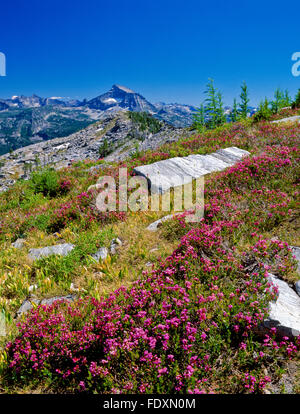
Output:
[
  {"xmin": 0, "ymin": 115, "xmax": 299, "ymax": 394},
  {"xmin": 3, "ymin": 217, "xmax": 300, "ymax": 393}
]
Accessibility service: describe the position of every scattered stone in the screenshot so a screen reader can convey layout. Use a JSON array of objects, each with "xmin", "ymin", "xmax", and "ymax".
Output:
[
  {"xmin": 147, "ymin": 214, "xmax": 179, "ymax": 231},
  {"xmin": 94, "ymin": 271, "xmax": 105, "ymax": 278},
  {"xmin": 91, "ymin": 247, "xmax": 109, "ymax": 261},
  {"xmin": 12, "ymin": 238, "xmax": 25, "ymax": 249},
  {"xmin": 54, "ymin": 143, "xmax": 70, "ymax": 151},
  {"xmin": 88, "ymin": 163, "xmax": 107, "ymax": 173},
  {"xmin": 28, "ymin": 243, "xmax": 75, "ymax": 260},
  {"xmin": 268, "ymin": 360, "xmax": 299, "ymax": 394},
  {"xmin": 114, "ymin": 237, "xmax": 123, "ymax": 246},
  {"xmin": 133, "ymin": 147, "xmax": 250, "ymax": 194},
  {"xmin": 28, "ymin": 284, "xmax": 38, "ymax": 293},
  {"xmin": 70, "ymin": 283, "xmax": 80, "ymax": 292},
  {"xmin": 110, "ymin": 238, "xmax": 123, "ymax": 255},
  {"xmin": 16, "ymin": 295, "xmax": 76, "ymax": 317},
  {"xmin": 263, "ymin": 273, "xmax": 300, "ymax": 337},
  {"xmin": 53, "ymin": 232, "xmax": 62, "ymax": 239}
]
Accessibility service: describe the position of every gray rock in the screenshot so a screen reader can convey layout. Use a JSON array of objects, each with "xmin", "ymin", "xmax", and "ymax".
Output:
[
  {"xmin": 91, "ymin": 247, "xmax": 109, "ymax": 261},
  {"xmin": 271, "ymin": 116, "xmax": 300, "ymax": 124},
  {"xmin": 290, "ymin": 246, "xmax": 300, "ymax": 297},
  {"xmin": 263, "ymin": 273, "xmax": 300, "ymax": 337},
  {"xmin": 295, "ymin": 281, "xmax": 300, "ymax": 297},
  {"xmin": 70, "ymin": 283, "xmax": 79, "ymax": 292},
  {"xmin": 110, "ymin": 238, "xmax": 123, "ymax": 255},
  {"xmin": 17, "ymin": 295, "xmax": 76, "ymax": 317},
  {"xmin": 28, "ymin": 284, "xmax": 38, "ymax": 292},
  {"xmin": 291, "ymin": 246, "xmax": 300, "ymax": 274},
  {"xmin": 147, "ymin": 213, "xmax": 181, "ymax": 231},
  {"xmin": 28, "ymin": 243, "xmax": 75, "ymax": 260},
  {"xmin": 88, "ymin": 164, "xmax": 107, "ymax": 173},
  {"xmin": 12, "ymin": 238, "xmax": 25, "ymax": 249},
  {"xmin": 133, "ymin": 147, "xmax": 250, "ymax": 194},
  {"xmin": 112, "ymin": 237, "xmax": 122, "ymax": 246}
]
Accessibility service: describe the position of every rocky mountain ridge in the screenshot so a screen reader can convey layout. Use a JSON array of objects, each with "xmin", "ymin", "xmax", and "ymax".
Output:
[{"xmin": 0, "ymin": 111, "xmax": 193, "ymax": 192}]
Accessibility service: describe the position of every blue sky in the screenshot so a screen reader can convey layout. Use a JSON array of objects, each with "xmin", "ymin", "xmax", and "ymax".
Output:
[{"xmin": 0, "ymin": 0, "xmax": 299, "ymax": 106}]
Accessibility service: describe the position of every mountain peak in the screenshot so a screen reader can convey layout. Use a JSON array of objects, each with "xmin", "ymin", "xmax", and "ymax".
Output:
[{"xmin": 111, "ymin": 84, "xmax": 135, "ymax": 94}]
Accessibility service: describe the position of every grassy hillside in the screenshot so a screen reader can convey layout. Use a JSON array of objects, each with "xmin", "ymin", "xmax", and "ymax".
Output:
[{"xmin": 0, "ymin": 112, "xmax": 299, "ymax": 393}]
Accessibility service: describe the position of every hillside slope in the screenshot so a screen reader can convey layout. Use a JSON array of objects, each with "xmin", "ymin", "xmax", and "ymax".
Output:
[
  {"xmin": 0, "ymin": 111, "xmax": 193, "ymax": 192},
  {"xmin": 0, "ymin": 115, "xmax": 299, "ymax": 394}
]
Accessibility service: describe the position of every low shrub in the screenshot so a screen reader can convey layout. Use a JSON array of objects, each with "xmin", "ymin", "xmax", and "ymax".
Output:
[{"xmin": 30, "ymin": 168, "xmax": 60, "ymax": 197}]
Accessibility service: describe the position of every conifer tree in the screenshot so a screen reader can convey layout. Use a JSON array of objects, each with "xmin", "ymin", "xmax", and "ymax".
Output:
[
  {"xmin": 230, "ymin": 98, "xmax": 238, "ymax": 122},
  {"xmin": 239, "ymin": 81, "xmax": 250, "ymax": 119},
  {"xmin": 253, "ymin": 97, "xmax": 272, "ymax": 121},
  {"xmin": 216, "ymin": 91, "xmax": 226, "ymax": 126},
  {"xmin": 205, "ymin": 78, "xmax": 219, "ymax": 129},
  {"xmin": 193, "ymin": 103, "xmax": 206, "ymax": 131},
  {"xmin": 284, "ymin": 89, "xmax": 291, "ymax": 107},
  {"xmin": 272, "ymin": 88, "xmax": 282, "ymax": 113},
  {"xmin": 292, "ymin": 89, "xmax": 300, "ymax": 108}
]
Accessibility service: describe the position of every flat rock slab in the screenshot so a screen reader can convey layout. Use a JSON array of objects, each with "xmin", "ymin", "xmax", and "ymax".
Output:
[
  {"xmin": 17, "ymin": 295, "xmax": 76, "ymax": 317},
  {"xmin": 263, "ymin": 273, "xmax": 300, "ymax": 337},
  {"xmin": 28, "ymin": 243, "xmax": 75, "ymax": 260},
  {"xmin": 271, "ymin": 116, "xmax": 300, "ymax": 124},
  {"xmin": 133, "ymin": 147, "xmax": 250, "ymax": 194}
]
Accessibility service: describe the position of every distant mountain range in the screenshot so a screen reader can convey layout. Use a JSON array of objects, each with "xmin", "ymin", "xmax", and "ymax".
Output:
[
  {"xmin": 0, "ymin": 84, "xmax": 257, "ymax": 155},
  {"xmin": 0, "ymin": 84, "xmax": 201, "ymax": 155}
]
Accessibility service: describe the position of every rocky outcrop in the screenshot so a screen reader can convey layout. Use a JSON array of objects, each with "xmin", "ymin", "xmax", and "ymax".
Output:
[
  {"xmin": 0, "ymin": 111, "xmax": 193, "ymax": 193},
  {"xmin": 134, "ymin": 147, "xmax": 250, "ymax": 194}
]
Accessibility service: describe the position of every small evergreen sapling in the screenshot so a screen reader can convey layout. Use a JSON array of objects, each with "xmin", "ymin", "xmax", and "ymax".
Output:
[
  {"xmin": 292, "ymin": 88, "xmax": 300, "ymax": 109},
  {"xmin": 193, "ymin": 103, "xmax": 206, "ymax": 131},
  {"xmin": 230, "ymin": 98, "xmax": 239, "ymax": 122},
  {"xmin": 239, "ymin": 81, "xmax": 250, "ymax": 119}
]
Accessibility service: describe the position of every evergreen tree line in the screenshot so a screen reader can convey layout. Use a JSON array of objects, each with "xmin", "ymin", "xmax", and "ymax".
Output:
[
  {"xmin": 193, "ymin": 80, "xmax": 300, "ymax": 131},
  {"xmin": 254, "ymin": 88, "xmax": 300, "ymax": 121}
]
